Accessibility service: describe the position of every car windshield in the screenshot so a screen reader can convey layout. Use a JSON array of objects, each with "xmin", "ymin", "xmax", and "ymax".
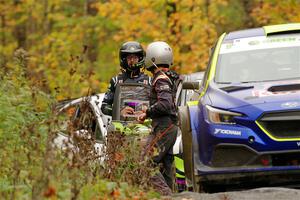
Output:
[{"xmin": 215, "ymin": 36, "xmax": 300, "ymax": 83}]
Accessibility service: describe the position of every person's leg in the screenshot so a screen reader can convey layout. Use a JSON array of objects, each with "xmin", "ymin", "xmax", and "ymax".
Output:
[
  {"xmin": 153, "ymin": 124, "xmax": 177, "ymax": 161},
  {"xmin": 161, "ymin": 153, "xmax": 174, "ymax": 189},
  {"xmin": 153, "ymin": 124, "xmax": 178, "ymax": 188},
  {"xmin": 150, "ymin": 172, "xmax": 172, "ymax": 196}
]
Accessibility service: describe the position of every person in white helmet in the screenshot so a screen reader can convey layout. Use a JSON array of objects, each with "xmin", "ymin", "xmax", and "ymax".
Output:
[{"xmin": 138, "ymin": 41, "xmax": 181, "ymax": 190}]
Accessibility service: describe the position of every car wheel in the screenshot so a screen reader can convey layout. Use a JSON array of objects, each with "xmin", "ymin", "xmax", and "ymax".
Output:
[
  {"xmin": 178, "ymin": 106, "xmax": 195, "ymax": 189},
  {"xmin": 179, "ymin": 105, "xmax": 211, "ymax": 193}
]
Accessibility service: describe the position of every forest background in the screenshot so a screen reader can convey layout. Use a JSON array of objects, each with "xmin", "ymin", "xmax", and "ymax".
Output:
[{"xmin": 2, "ymin": 0, "xmax": 300, "ymax": 99}]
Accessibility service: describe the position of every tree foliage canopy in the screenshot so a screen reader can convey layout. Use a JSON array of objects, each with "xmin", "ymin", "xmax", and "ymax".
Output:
[{"xmin": 1, "ymin": 0, "xmax": 299, "ymax": 99}]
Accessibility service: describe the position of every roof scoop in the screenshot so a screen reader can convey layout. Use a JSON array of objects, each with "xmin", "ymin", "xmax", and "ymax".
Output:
[
  {"xmin": 268, "ymin": 84, "xmax": 300, "ymax": 92},
  {"xmin": 220, "ymin": 85, "xmax": 254, "ymax": 92}
]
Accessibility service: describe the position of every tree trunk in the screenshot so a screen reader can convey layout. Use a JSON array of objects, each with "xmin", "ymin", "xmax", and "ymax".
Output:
[
  {"xmin": 0, "ymin": 14, "xmax": 7, "ymax": 70},
  {"xmin": 43, "ymin": 0, "xmax": 49, "ymax": 34},
  {"xmin": 204, "ymin": 0, "xmax": 210, "ymax": 20},
  {"xmin": 84, "ymin": 0, "xmax": 98, "ymax": 63},
  {"xmin": 13, "ymin": 0, "xmax": 27, "ymax": 49},
  {"xmin": 166, "ymin": 0, "xmax": 177, "ymax": 35},
  {"xmin": 241, "ymin": 0, "xmax": 255, "ymax": 27}
]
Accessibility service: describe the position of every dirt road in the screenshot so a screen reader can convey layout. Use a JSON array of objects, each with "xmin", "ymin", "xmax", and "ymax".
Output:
[{"xmin": 171, "ymin": 187, "xmax": 300, "ymax": 200}]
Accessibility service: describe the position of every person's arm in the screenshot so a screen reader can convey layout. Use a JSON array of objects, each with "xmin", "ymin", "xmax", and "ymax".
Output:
[
  {"xmin": 101, "ymin": 77, "xmax": 116, "ymax": 116},
  {"xmin": 146, "ymin": 78, "xmax": 174, "ymax": 118}
]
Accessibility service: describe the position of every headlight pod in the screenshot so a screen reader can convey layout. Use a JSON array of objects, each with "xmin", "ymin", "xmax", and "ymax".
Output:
[{"xmin": 206, "ymin": 105, "xmax": 242, "ymax": 124}]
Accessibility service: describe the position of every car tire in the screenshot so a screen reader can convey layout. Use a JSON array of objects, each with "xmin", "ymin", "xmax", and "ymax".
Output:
[
  {"xmin": 178, "ymin": 106, "xmax": 195, "ymax": 189},
  {"xmin": 179, "ymin": 105, "xmax": 211, "ymax": 193}
]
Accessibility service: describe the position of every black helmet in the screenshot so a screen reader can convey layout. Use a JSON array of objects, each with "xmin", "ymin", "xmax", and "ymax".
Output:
[{"xmin": 119, "ymin": 41, "xmax": 145, "ymax": 71}]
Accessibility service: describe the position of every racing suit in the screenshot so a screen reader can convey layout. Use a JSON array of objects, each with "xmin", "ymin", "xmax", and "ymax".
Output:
[
  {"xmin": 101, "ymin": 71, "xmax": 151, "ymax": 116},
  {"xmin": 146, "ymin": 69, "xmax": 179, "ymax": 189}
]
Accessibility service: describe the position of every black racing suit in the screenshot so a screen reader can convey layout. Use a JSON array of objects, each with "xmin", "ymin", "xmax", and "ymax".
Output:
[
  {"xmin": 146, "ymin": 69, "xmax": 179, "ymax": 189},
  {"xmin": 101, "ymin": 71, "xmax": 151, "ymax": 116}
]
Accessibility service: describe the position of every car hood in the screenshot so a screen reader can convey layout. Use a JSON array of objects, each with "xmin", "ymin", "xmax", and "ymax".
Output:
[{"xmin": 208, "ymin": 80, "xmax": 300, "ymax": 110}]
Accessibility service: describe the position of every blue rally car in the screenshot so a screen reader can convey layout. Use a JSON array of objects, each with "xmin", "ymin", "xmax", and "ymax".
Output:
[{"xmin": 180, "ymin": 23, "xmax": 300, "ymax": 192}]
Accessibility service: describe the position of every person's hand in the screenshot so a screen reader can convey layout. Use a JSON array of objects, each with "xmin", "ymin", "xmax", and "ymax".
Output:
[
  {"xmin": 141, "ymin": 105, "xmax": 148, "ymax": 113},
  {"xmin": 134, "ymin": 110, "xmax": 144, "ymax": 116},
  {"xmin": 120, "ymin": 106, "xmax": 134, "ymax": 117},
  {"xmin": 137, "ymin": 112, "xmax": 147, "ymax": 123}
]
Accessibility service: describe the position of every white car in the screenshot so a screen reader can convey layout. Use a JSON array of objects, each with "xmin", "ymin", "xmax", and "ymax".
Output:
[
  {"xmin": 54, "ymin": 93, "xmax": 110, "ymax": 153},
  {"xmin": 54, "ymin": 83, "xmax": 186, "ymax": 156}
]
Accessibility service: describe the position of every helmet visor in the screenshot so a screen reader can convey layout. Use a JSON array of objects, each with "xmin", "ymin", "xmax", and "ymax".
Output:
[{"xmin": 126, "ymin": 54, "xmax": 139, "ymax": 69}]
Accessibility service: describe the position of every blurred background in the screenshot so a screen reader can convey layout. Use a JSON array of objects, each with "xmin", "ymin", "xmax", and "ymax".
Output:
[{"xmin": 1, "ymin": 0, "xmax": 300, "ymax": 99}]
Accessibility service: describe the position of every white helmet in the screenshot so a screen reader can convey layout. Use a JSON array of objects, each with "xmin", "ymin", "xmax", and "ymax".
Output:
[{"xmin": 145, "ymin": 41, "xmax": 173, "ymax": 70}]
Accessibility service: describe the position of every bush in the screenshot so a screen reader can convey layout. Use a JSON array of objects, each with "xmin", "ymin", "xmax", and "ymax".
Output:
[{"xmin": 0, "ymin": 50, "xmax": 161, "ymax": 199}]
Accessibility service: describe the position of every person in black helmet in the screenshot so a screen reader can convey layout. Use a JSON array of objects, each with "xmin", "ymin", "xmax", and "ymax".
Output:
[{"xmin": 101, "ymin": 41, "xmax": 151, "ymax": 116}]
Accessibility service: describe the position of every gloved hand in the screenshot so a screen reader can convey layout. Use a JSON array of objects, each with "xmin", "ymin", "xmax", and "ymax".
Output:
[
  {"xmin": 136, "ymin": 104, "xmax": 148, "ymax": 123},
  {"xmin": 137, "ymin": 112, "xmax": 147, "ymax": 123},
  {"xmin": 120, "ymin": 106, "xmax": 134, "ymax": 117}
]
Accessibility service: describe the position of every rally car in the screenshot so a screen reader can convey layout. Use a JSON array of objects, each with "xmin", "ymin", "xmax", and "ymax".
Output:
[{"xmin": 180, "ymin": 23, "xmax": 300, "ymax": 192}]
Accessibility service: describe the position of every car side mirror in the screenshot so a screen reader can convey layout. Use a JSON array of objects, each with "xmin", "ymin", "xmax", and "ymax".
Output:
[{"xmin": 182, "ymin": 81, "xmax": 200, "ymax": 90}]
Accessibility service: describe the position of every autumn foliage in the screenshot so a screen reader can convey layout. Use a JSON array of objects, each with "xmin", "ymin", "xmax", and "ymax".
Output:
[{"xmin": 1, "ymin": 0, "xmax": 299, "ymax": 99}]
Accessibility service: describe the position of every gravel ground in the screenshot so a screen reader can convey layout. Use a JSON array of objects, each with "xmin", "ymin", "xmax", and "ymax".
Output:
[{"xmin": 171, "ymin": 187, "xmax": 300, "ymax": 200}]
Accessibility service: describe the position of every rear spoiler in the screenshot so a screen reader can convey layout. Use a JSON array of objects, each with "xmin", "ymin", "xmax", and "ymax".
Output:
[{"xmin": 264, "ymin": 23, "xmax": 300, "ymax": 36}]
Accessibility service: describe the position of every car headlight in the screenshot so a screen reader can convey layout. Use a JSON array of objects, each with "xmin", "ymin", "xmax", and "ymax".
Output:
[{"xmin": 206, "ymin": 105, "xmax": 242, "ymax": 124}]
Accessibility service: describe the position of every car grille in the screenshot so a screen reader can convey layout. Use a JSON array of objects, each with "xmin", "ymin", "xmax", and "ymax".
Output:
[
  {"xmin": 258, "ymin": 111, "xmax": 300, "ymax": 139},
  {"xmin": 211, "ymin": 145, "xmax": 300, "ymax": 168},
  {"xmin": 211, "ymin": 145, "xmax": 258, "ymax": 167}
]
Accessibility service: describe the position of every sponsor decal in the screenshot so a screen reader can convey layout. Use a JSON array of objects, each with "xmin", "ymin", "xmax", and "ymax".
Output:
[
  {"xmin": 214, "ymin": 128, "xmax": 242, "ymax": 136},
  {"xmin": 297, "ymin": 142, "xmax": 300, "ymax": 147},
  {"xmin": 248, "ymin": 40, "xmax": 260, "ymax": 45},
  {"xmin": 220, "ymin": 35, "xmax": 300, "ymax": 54},
  {"xmin": 252, "ymin": 90, "xmax": 300, "ymax": 97},
  {"xmin": 281, "ymin": 102, "xmax": 299, "ymax": 108},
  {"xmin": 252, "ymin": 80, "xmax": 300, "ymax": 97},
  {"xmin": 263, "ymin": 37, "xmax": 297, "ymax": 44},
  {"xmin": 160, "ymin": 85, "xmax": 170, "ymax": 91},
  {"xmin": 252, "ymin": 89, "xmax": 300, "ymax": 97},
  {"xmin": 225, "ymin": 43, "xmax": 233, "ymax": 49}
]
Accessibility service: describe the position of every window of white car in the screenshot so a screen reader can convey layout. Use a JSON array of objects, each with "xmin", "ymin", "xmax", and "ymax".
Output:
[{"xmin": 57, "ymin": 102, "xmax": 104, "ymax": 141}]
